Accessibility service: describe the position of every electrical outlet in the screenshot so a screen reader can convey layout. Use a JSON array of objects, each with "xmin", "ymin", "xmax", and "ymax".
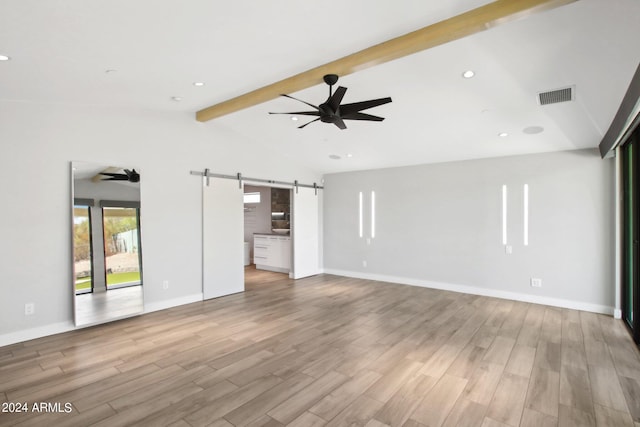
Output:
[
  {"xmin": 505, "ymin": 245, "xmax": 513, "ymax": 254},
  {"xmin": 162, "ymin": 280, "xmax": 169, "ymax": 290},
  {"xmin": 531, "ymin": 278, "xmax": 542, "ymax": 288},
  {"xmin": 362, "ymin": 260, "xmax": 367, "ymax": 267},
  {"xmin": 25, "ymin": 303, "xmax": 34, "ymax": 315}
]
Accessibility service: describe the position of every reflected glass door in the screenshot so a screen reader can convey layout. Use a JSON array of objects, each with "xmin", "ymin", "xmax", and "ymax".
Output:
[
  {"xmin": 102, "ymin": 207, "xmax": 142, "ymax": 290},
  {"xmin": 74, "ymin": 205, "xmax": 93, "ymax": 295}
]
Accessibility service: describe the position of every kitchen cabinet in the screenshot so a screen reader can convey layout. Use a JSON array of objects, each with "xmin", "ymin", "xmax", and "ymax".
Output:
[{"xmin": 253, "ymin": 234, "xmax": 291, "ymax": 273}]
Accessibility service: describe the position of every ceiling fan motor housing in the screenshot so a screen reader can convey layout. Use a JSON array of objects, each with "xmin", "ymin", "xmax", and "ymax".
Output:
[
  {"xmin": 323, "ymin": 74, "xmax": 339, "ymax": 86},
  {"xmin": 319, "ymin": 103, "xmax": 339, "ymax": 122}
]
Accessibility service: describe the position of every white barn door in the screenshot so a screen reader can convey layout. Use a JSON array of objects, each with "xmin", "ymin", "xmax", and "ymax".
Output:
[
  {"xmin": 292, "ymin": 186, "xmax": 322, "ymax": 279},
  {"xmin": 203, "ymin": 178, "xmax": 244, "ymax": 299}
]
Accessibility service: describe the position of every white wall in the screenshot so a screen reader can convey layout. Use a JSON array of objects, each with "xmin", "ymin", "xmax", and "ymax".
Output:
[
  {"xmin": 0, "ymin": 101, "xmax": 320, "ymax": 345},
  {"xmin": 323, "ymin": 149, "xmax": 615, "ymax": 314}
]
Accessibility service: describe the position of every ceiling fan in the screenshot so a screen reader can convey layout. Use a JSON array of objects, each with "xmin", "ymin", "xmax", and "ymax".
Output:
[
  {"xmin": 269, "ymin": 74, "xmax": 392, "ymax": 129},
  {"xmin": 100, "ymin": 169, "xmax": 140, "ymax": 183}
]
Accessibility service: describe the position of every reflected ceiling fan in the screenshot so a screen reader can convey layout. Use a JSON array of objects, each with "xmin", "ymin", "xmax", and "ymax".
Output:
[
  {"xmin": 100, "ymin": 169, "xmax": 140, "ymax": 183},
  {"xmin": 269, "ymin": 74, "xmax": 392, "ymax": 129}
]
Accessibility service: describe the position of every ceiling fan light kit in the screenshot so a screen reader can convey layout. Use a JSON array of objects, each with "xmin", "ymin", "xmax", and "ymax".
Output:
[{"xmin": 269, "ymin": 74, "xmax": 392, "ymax": 130}]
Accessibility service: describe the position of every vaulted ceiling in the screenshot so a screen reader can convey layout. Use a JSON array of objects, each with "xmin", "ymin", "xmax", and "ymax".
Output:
[{"xmin": 1, "ymin": 0, "xmax": 639, "ymax": 173}]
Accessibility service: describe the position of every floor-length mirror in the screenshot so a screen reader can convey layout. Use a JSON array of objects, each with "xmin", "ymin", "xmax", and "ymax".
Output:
[{"xmin": 71, "ymin": 161, "xmax": 144, "ymax": 326}]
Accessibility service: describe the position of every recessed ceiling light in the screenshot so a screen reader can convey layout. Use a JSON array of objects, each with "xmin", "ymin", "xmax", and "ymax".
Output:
[
  {"xmin": 462, "ymin": 70, "xmax": 475, "ymax": 79},
  {"xmin": 523, "ymin": 126, "xmax": 544, "ymax": 135},
  {"xmin": 329, "ymin": 154, "xmax": 341, "ymax": 160},
  {"xmin": 498, "ymin": 132, "xmax": 509, "ymax": 137},
  {"xmin": 171, "ymin": 96, "xmax": 182, "ymax": 102},
  {"xmin": 0, "ymin": 54, "xmax": 11, "ymax": 61},
  {"xmin": 346, "ymin": 153, "xmax": 353, "ymax": 158},
  {"xmin": 291, "ymin": 116, "xmax": 298, "ymax": 121},
  {"xmin": 193, "ymin": 82, "xmax": 205, "ymax": 87}
]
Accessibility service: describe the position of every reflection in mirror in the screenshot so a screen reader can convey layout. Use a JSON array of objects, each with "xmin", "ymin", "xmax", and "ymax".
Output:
[{"xmin": 71, "ymin": 162, "xmax": 144, "ymax": 327}]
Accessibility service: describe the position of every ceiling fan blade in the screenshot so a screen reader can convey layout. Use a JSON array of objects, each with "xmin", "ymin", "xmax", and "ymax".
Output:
[
  {"xmin": 334, "ymin": 118, "xmax": 347, "ymax": 130},
  {"xmin": 342, "ymin": 112, "xmax": 385, "ymax": 122},
  {"xmin": 340, "ymin": 97, "xmax": 392, "ymax": 115},
  {"xmin": 268, "ymin": 111, "xmax": 320, "ymax": 116},
  {"xmin": 280, "ymin": 94, "xmax": 319, "ymax": 110},
  {"xmin": 328, "ymin": 86, "xmax": 347, "ymax": 112},
  {"xmin": 100, "ymin": 173, "xmax": 128, "ymax": 181},
  {"xmin": 298, "ymin": 117, "xmax": 321, "ymax": 129}
]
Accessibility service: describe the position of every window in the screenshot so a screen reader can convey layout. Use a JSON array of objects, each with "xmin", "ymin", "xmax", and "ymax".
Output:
[
  {"xmin": 73, "ymin": 205, "xmax": 93, "ymax": 294},
  {"xmin": 103, "ymin": 207, "xmax": 142, "ymax": 290},
  {"xmin": 244, "ymin": 192, "xmax": 261, "ymax": 204},
  {"xmin": 622, "ymin": 129, "xmax": 640, "ymax": 346}
]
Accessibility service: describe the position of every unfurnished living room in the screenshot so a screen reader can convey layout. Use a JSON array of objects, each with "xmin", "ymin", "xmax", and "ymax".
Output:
[{"xmin": 2, "ymin": 1, "xmax": 640, "ymax": 426}]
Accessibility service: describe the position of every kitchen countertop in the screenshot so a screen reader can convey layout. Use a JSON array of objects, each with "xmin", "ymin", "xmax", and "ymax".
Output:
[{"xmin": 254, "ymin": 232, "xmax": 290, "ymax": 236}]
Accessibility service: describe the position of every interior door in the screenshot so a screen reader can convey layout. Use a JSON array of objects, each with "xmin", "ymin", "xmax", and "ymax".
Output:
[
  {"xmin": 292, "ymin": 186, "xmax": 322, "ymax": 279},
  {"xmin": 203, "ymin": 177, "xmax": 244, "ymax": 299}
]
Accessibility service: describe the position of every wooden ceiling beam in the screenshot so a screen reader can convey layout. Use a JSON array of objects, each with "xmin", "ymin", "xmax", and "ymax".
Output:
[{"xmin": 196, "ymin": 0, "xmax": 577, "ymax": 122}]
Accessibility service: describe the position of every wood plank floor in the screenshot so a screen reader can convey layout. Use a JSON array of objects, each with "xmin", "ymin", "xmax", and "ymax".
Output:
[
  {"xmin": 2, "ymin": 268, "xmax": 640, "ymax": 427},
  {"xmin": 75, "ymin": 285, "xmax": 144, "ymax": 326}
]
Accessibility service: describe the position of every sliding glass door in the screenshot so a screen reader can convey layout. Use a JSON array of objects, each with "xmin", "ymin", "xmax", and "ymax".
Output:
[
  {"xmin": 622, "ymin": 131, "xmax": 640, "ymax": 345},
  {"xmin": 103, "ymin": 206, "xmax": 142, "ymax": 290}
]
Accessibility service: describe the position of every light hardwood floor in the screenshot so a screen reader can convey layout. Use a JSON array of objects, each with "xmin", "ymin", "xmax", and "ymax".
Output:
[
  {"xmin": 1, "ymin": 268, "xmax": 640, "ymax": 427},
  {"xmin": 75, "ymin": 285, "xmax": 144, "ymax": 326}
]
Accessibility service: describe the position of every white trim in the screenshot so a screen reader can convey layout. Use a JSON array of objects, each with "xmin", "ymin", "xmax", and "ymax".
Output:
[
  {"xmin": 255, "ymin": 265, "xmax": 290, "ymax": 274},
  {"xmin": 614, "ymin": 147, "xmax": 622, "ymax": 318},
  {"xmin": 0, "ymin": 321, "xmax": 75, "ymax": 347},
  {"xmin": 0, "ymin": 293, "xmax": 205, "ymax": 347},
  {"xmin": 144, "ymin": 293, "xmax": 203, "ymax": 314},
  {"xmin": 324, "ymin": 268, "xmax": 615, "ymax": 316}
]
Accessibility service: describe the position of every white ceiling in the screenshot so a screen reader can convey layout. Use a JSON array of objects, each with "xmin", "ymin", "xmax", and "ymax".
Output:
[{"xmin": 1, "ymin": 0, "xmax": 639, "ymax": 174}]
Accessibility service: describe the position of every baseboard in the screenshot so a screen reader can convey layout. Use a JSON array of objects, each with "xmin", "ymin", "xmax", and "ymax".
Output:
[
  {"xmin": 0, "ymin": 321, "xmax": 75, "ymax": 347},
  {"xmin": 144, "ymin": 293, "xmax": 203, "ymax": 314},
  {"xmin": 256, "ymin": 265, "xmax": 290, "ymax": 274},
  {"xmin": 324, "ymin": 268, "xmax": 615, "ymax": 316},
  {"xmin": 0, "ymin": 294, "xmax": 205, "ymax": 348}
]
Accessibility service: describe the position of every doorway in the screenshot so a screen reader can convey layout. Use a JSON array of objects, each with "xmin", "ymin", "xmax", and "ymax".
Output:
[
  {"xmin": 243, "ymin": 185, "xmax": 291, "ymax": 284},
  {"xmin": 201, "ymin": 174, "xmax": 321, "ymax": 301}
]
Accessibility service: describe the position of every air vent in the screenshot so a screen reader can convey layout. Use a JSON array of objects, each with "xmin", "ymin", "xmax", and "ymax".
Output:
[{"xmin": 538, "ymin": 86, "xmax": 574, "ymax": 105}]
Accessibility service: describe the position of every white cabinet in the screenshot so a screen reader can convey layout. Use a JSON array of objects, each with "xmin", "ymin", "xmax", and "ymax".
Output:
[{"xmin": 254, "ymin": 234, "xmax": 291, "ymax": 273}]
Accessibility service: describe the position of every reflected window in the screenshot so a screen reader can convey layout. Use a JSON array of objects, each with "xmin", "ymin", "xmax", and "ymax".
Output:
[
  {"xmin": 102, "ymin": 207, "xmax": 142, "ymax": 289},
  {"xmin": 73, "ymin": 205, "xmax": 93, "ymax": 295}
]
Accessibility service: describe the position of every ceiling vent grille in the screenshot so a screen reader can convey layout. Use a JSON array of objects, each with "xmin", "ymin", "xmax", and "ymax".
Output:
[{"xmin": 538, "ymin": 86, "xmax": 574, "ymax": 105}]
